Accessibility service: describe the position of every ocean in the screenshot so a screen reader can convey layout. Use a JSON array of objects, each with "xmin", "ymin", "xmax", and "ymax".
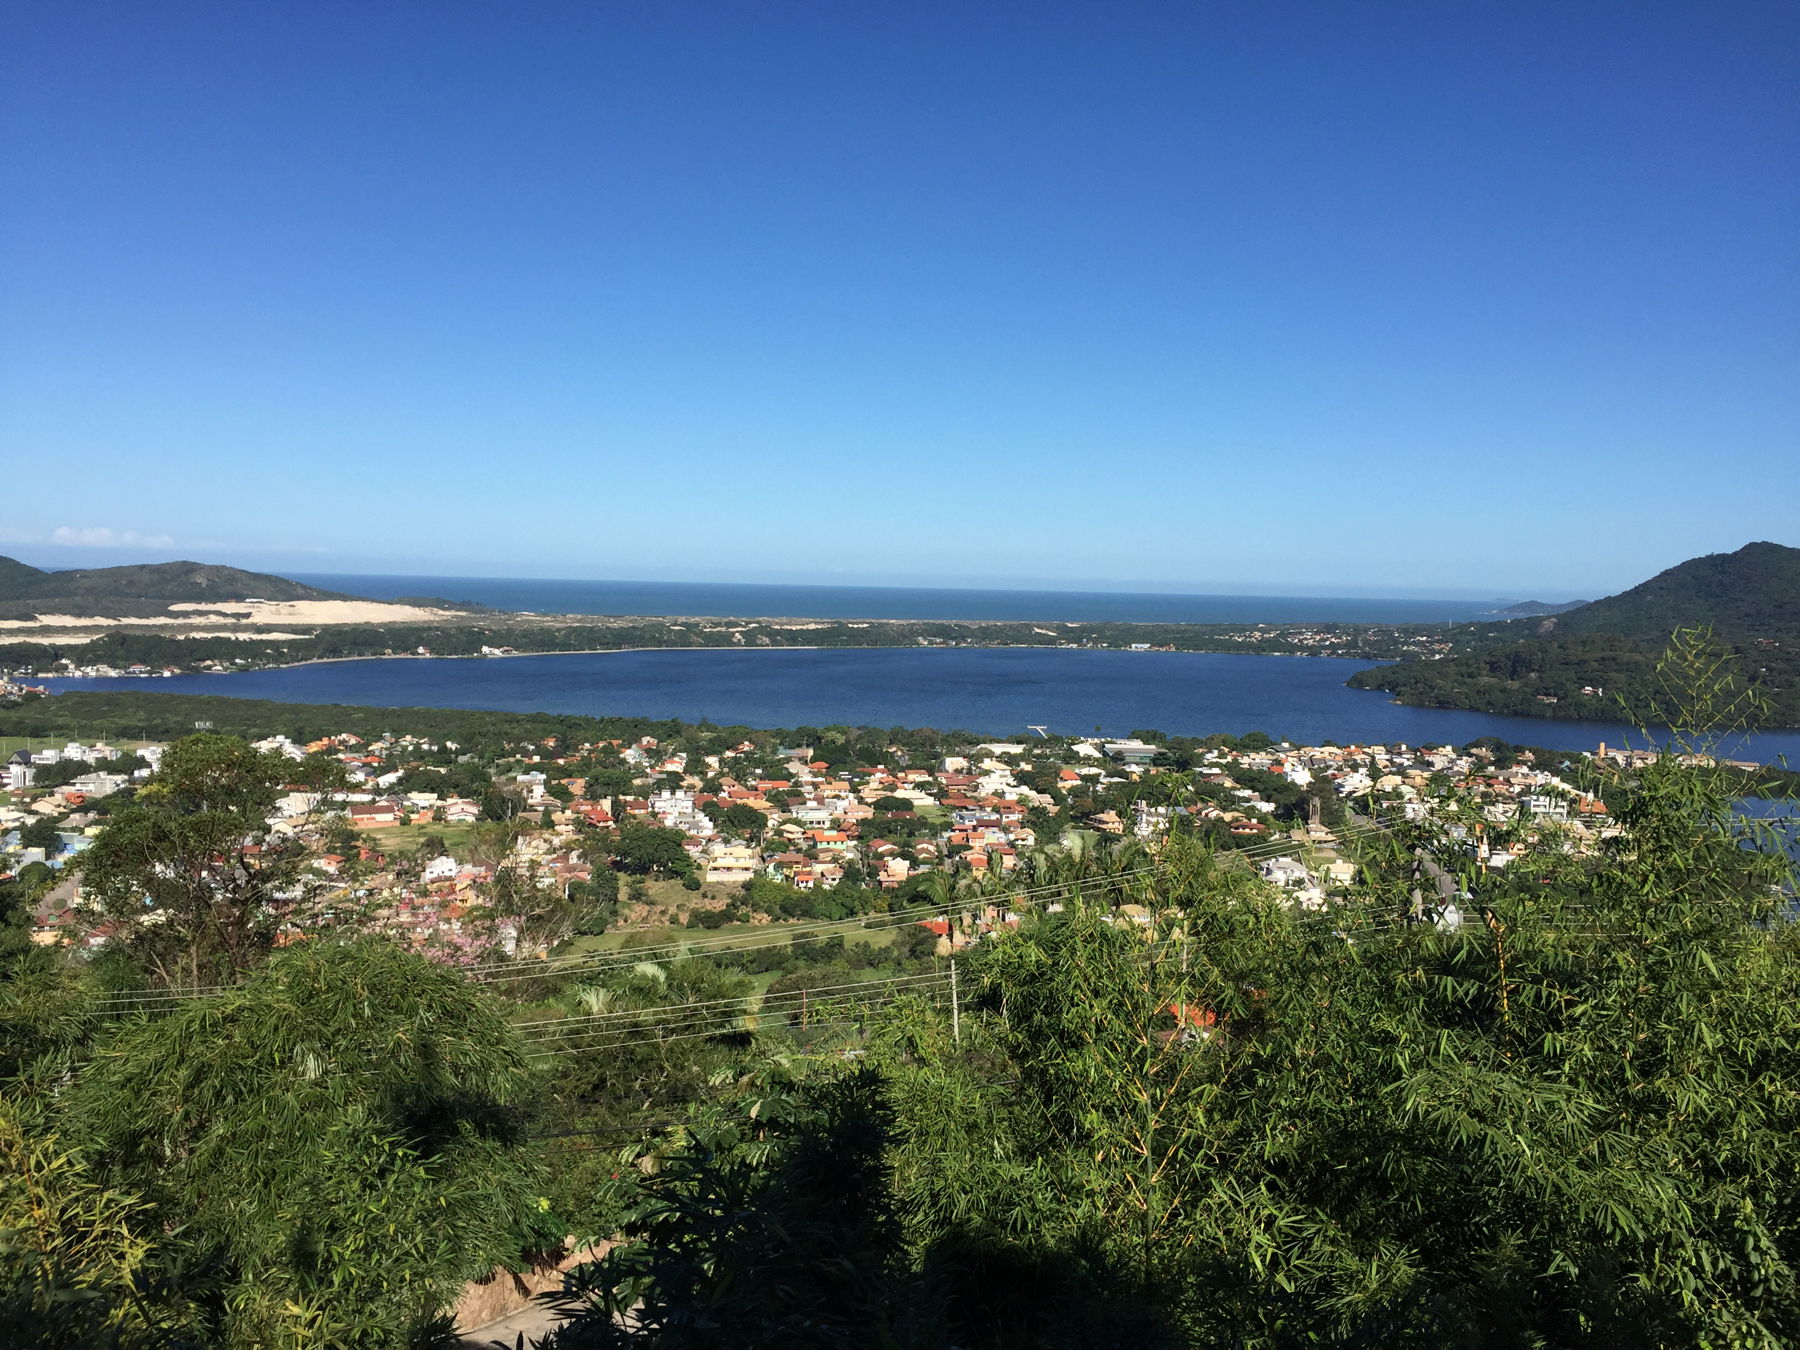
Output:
[
  {"xmin": 289, "ymin": 574, "xmax": 1503, "ymax": 625},
  {"xmin": 44, "ymin": 647, "xmax": 1800, "ymax": 765}
]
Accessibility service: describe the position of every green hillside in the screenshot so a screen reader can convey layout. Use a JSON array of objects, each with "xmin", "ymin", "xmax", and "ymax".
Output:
[
  {"xmin": 1546, "ymin": 541, "xmax": 1800, "ymax": 640},
  {"xmin": 1348, "ymin": 542, "xmax": 1800, "ymax": 728},
  {"xmin": 0, "ymin": 556, "xmax": 359, "ymax": 617},
  {"xmin": 0, "ymin": 555, "xmax": 46, "ymax": 592}
]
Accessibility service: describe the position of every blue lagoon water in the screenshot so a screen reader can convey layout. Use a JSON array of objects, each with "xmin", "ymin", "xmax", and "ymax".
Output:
[
  {"xmin": 47, "ymin": 648, "xmax": 1800, "ymax": 764},
  {"xmin": 291, "ymin": 573, "xmax": 1502, "ymax": 625}
]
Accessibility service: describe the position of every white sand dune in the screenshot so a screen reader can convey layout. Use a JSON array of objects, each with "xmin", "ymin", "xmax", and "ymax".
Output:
[
  {"xmin": 0, "ymin": 598, "xmax": 453, "ymax": 636},
  {"xmin": 166, "ymin": 599, "xmax": 452, "ymax": 624}
]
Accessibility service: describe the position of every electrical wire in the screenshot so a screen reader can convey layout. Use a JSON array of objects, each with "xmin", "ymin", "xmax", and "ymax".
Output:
[
  {"xmin": 69, "ymin": 813, "xmax": 1560, "ymax": 1011},
  {"xmin": 522, "ymin": 986, "xmax": 950, "ymax": 1065},
  {"xmin": 511, "ymin": 969, "xmax": 952, "ymax": 1033},
  {"xmin": 82, "ymin": 864, "xmax": 1166, "ymax": 1009}
]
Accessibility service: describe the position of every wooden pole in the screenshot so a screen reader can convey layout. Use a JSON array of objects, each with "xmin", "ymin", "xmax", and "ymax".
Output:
[{"xmin": 951, "ymin": 960, "xmax": 961, "ymax": 1044}]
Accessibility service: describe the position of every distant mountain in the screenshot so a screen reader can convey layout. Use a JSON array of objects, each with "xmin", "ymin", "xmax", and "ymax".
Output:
[
  {"xmin": 0, "ymin": 557, "xmax": 362, "ymax": 617},
  {"xmin": 1545, "ymin": 541, "xmax": 1800, "ymax": 640},
  {"xmin": 1481, "ymin": 599, "xmax": 1588, "ymax": 619},
  {"xmin": 0, "ymin": 555, "xmax": 46, "ymax": 593},
  {"xmin": 1347, "ymin": 542, "xmax": 1800, "ymax": 728}
]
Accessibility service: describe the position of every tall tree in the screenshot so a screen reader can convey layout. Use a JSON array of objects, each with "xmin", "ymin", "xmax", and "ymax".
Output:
[{"xmin": 77, "ymin": 734, "xmax": 344, "ymax": 988}]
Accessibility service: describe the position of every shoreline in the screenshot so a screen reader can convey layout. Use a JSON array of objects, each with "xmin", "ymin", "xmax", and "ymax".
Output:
[{"xmin": 243, "ymin": 643, "xmax": 1385, "ymax": 675}]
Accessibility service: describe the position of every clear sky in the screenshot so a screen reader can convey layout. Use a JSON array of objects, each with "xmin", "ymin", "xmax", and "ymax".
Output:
[{"xmin": 3, "ymin": 1, "xmax": 1795, "ymax": 599}]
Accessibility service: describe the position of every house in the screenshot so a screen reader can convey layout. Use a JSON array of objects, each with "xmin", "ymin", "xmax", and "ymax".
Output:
[
  {"xmin": 67, "ymin": 772, "xmax": 129, "ymax": 799},
  {"xmin": 1260, "ymin": 857, "xmax": 1314, "ymax": 890},
  {"xmin": 348, "ymin": 801, "xmax": 400, "ymax": 828},
  {"xmin": 704, "ymin": 843, "xmax": 759, "ymax": 885},
  {"xmin": 1522, "ymin": 794, "xmax": 1570, "ymax": 822},
  {"xmin": 1155, "ymin": 1002, "xmax": 1218, "ymax": 1046},
  {"xmin": 421, "ymin": 856, "xmax": 460, "ymax": 883},
  {"xmin": 1103, "ymin": 741, "xmax": 1160, "ymax": 766}
]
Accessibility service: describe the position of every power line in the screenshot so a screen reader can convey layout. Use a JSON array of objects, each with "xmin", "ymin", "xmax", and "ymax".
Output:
[
  {"xmin": 517, "ymin": 977, "xmax": 954, "ymax": 1048},
  {"xmin": 80, "ymin": 826, "xmax": 1401, "ymax": 1012},
  {"xmin": 467, "ymin": 867, "xmax": 1172, "ymax": 985},
  {"xmin": 69, "ymin": 815, "xmax": 1493, "ymax": 1012},
  {"xmin": 523, "ymin": 985, "xmax": 952, "ymax": 1055},
  {"xmin": 512, "ymin": 969, "xmax": 951, "ymax": 1033},
  {"xmin": 81, "ymin": 865, "xmax": 1167, "ymax": 1008},
  {"xmin": 524, "ymin": 996, "xmax": 953, "ymax": 1061}
]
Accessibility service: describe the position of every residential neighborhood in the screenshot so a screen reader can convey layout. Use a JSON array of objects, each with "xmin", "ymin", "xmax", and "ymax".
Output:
[{"xmin": 2, "ymin": 711, "xmax": 1644, "ymax": 962}]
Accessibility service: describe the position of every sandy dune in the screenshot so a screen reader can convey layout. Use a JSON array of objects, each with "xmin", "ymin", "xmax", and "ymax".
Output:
[
  {"xmin": 0, "ymin": 598, "xmax": 453, "ymax": 637},
  {"xmin": 166, "ymin": 599, "xmax": 453, "ymax": 624}
]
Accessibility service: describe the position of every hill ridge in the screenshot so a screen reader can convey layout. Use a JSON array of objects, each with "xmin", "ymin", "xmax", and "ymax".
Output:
[
  {"xmin": 0, "ymin": 556, "xmax": 363, "ymax": 617},
  {"xmin": 1546, "ymin": 540, "xmax": 1799, "ymax": 640}
]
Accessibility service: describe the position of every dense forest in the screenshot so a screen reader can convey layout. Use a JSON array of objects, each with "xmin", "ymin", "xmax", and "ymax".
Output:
[
  {"xmin": 1351, "ymin": 543, "xmax": 1800, "ymax": 727},
  {"xmin": 1544, "ymin": 541, "xmax": 1800, "ymax": 640},
  {"xmin": 0, "ymin": 689, "xmax": 992, "ymax": 762},
  {"xmin": 1348, "ymin": 631, "xmax": 1800, "ymax": 727}
]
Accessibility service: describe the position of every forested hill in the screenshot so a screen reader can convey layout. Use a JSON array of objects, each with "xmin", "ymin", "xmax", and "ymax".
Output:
[
  {"xmin": 1544, "ymin": 541, "xmax": 1800, "ymax": 641},
  {"xmin": 1480, "ymin": 599, "xmax": 1586, "ymax": 619},
  {"xmin": 0, "ymin": 557, "xmax": 357, "ymax": 616},
  {"xmin": 1348, "ymin": 541, "xmax": 1800, "ymax": 728}
]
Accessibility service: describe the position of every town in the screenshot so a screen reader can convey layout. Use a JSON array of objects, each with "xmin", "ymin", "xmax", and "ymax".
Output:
[{"xmin": 3, "ymin": 710, "xmax": 1640, "ymax": 961}]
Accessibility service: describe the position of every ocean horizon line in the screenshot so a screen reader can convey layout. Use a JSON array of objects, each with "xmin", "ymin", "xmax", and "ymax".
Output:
[
  {"xmin": 286, "ymin": 572, "xmax": 1530, "ymax": 626},
  {"xmin": 290, "ymin": 569, "xmax": 1553, "ymax": 606}
]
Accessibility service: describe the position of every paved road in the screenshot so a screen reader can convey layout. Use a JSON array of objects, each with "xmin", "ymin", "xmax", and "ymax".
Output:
[{"xmin": 453, "ymin": 1299, "xmax": 568, "ymax": 1349}]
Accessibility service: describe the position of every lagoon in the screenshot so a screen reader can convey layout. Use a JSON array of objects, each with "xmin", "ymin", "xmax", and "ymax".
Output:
[{"xmin": 44, "ymin": 647, "xmax": 1800, "ymax": 764}]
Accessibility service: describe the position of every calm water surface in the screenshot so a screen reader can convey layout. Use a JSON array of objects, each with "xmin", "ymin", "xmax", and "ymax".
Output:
[
  {"xmin": 47, "ymin": 648, "xmax": 1800, "ymax": 764},
  {"xmin": 292, "ymin": 573, "xmax": 1504, "ymax": 624}
]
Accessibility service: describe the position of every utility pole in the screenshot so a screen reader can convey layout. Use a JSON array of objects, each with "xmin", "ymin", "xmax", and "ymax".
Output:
[{"xmin": 950, "ymin": 959, "xmax": 961, "ymax": 1044}]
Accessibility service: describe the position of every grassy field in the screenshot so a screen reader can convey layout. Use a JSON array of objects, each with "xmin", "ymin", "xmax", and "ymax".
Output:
[
  {"xmin": 561, "ymin": 914, "xmax": 905, "ymax": 958},
  {"xmin": 364, "ymin": 821, "xmax": 480, "ymax": 856},
  {"xmin": 0, "ymin": 735, "xmax": 161, "ymax": 756}
]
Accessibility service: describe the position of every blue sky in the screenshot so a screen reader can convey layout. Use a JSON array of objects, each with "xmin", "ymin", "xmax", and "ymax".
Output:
[{"xmin": 3, "ymin": 1, "xmax": 1795, "ymax": 599}]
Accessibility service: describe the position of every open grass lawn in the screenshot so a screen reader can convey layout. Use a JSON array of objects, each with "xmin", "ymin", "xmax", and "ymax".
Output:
[
  {"xmin": 631, "ymin": 875, "xmax": 707, "ymax": 911},
  {"xmin": 560, "ymin": 913, "xmax": 904, "ymax": 959},
  {"xmin": 0, "ymin": 735, "xmax": 163, "ymax": 756},
  {"xmin": 362, "ymin": 821, "xmax": 479, "ymax": 856}
]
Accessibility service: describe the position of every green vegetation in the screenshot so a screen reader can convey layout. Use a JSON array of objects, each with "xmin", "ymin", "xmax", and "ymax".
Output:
[
  {"xmin": 1352, "ymin": 542, "xmax": 1800, "ymax": 727},
  {"xmin": 536, "ymin": 645, "xmax": 1800, "ymax": 1347},
  {"xmin": 0, "ymin": 555, "xmax": 352, "ymax": 620},
  {"xmin": 365, "ymin": 819, "xmax": 480, "ymax": 856},
  {"xmin": 0, "ymin": 689, "xmax": 768, "ymax": 755},
  {"xmin": 1547, "ymin": 540, "xmax": 1800, "ymax": 639},
  {"xmin": 0, "ymin": 615, "xmax": 1444, "ymax": 675},
  {"xmin": 78, "ymin": 734, "xmax": 346, "ymax": 987},
  {"xmin": 6, "ymin": 941, "xmax": 548, "ymax": 1347},
  {"xmin": 5, "ymin": 633, "xmax": 1800, "ymax": 1346},
  {"xmin": 1349, "ymin": 629, "xmax": 1800, "ymax": 727}
]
